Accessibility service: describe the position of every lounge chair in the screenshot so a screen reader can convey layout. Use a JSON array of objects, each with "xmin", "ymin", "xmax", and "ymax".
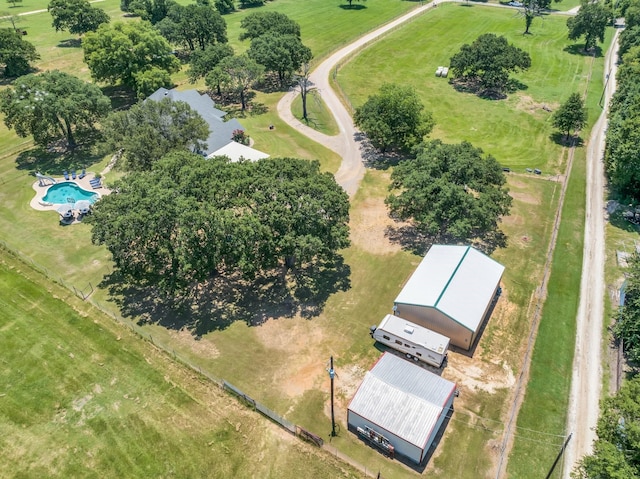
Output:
[
  {"xmin": 63, "ymin": 170, "xmax": 70, "ymax": 180},
  {"xmin": 78, "ymin": 168, "xmax": 86, "ymax": 179},
  {"xmin": 71, "ymin": 170, "xmax": 77, "ymax": 180},
  {"xmin": 90, "ymin": 178, "xmax": 102, "ymax": 189}
]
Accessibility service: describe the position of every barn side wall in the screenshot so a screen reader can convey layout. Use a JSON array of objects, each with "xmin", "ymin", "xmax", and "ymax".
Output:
[
  {"xmin": 348, "ymin": 410, "xmax": 422, "ymax": 464},
  {"xmin": 420, "ymin": 393, "xmax": 455, "ymax": 462},
  {"xmin": 394, "ymin": 304, "xmax": 473, "ymax": 350}
]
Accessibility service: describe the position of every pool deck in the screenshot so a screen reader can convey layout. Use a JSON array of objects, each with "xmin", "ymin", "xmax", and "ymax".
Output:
[{"xmin": 30, "ymin": 173, "xmax": 112, "ymax": 222}]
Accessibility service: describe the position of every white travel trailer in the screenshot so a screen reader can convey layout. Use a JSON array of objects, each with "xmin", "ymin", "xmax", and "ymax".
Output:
[{"xmin": 370, "ymin": 314, "xmax": 449, "ymax": 368}]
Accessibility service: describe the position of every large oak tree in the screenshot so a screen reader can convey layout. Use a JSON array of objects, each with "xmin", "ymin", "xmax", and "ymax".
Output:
[
  {"xmin": 248, "ymin": 32, "xmax": 312, "ymax": 87},
  {"xmin": 88, "ymin": 153, "xmax": 350, "ymax": 293},
  {"xmin": 83, "ymin": 21, "xmax": 180, "ymax": 94},
  {"xmin": 449, "ymin": 33, "xmax": 531, "ymax": 96},
  {"xmin": 0, "ymin": 28, "xmax": 39, "ymax": 77},
  {"xmin": 386, "ymin": 140, "xmax": 512, "ymax": 244},
  {"xmin": 567, "ymin": 0, "xmax": 612, "ymax": 52},
  {"xmin": 239, "ymin": 11, "xmax": 300, "ymax": 41},
  {"xmin": 207, "ymin": 54, "xmax": 264, "ymax": 111},
  {"xmin": 102, "ymin": 97, "xmax": 209, "ymax": 171},
  {"xmin": 48, "ymin": 0, "xmax": 109, "ymax": 36},
  {"xmin": 0, "ymin": 70, "xmax": 110, "ymax": 149},
  {"xmin": 156, "ymin": 2, "xmax": 227, "ymax": 51},
  {"xmin": 521, "ymin": 0, "xmax": 562, "ymax": 34},
  {"xmin": 353, "ymin": 83, "xmax": 434, "ymax": 153}
]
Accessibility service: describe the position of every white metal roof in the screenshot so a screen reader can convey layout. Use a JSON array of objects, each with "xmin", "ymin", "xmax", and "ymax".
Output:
[
  {"xmin": 208, "ymin": 142, "xmax": 270, "ymax": 163},
  {"xmin": 348, "ymin": 352, "xmax": 456, "ymax": 449},
  {"xmin": 394, "ymin": 245, "xmax": 504, "ymax": 333},
  {"xmin": 377, "ymin": 314, "xmax": 449, "ymax": 355}
]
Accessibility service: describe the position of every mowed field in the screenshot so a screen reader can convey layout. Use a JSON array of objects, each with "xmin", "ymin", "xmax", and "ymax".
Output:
[
  {"xmin": 0, "ymin": 0, "xmax": 611, "ymax": 478},
  {"xmin": 337, "ymin": 2, "xmax": 601, "ymax": 173},
  {"xmin": 0, "ymin": 255, "xmax": 363, "ymax": 478}
]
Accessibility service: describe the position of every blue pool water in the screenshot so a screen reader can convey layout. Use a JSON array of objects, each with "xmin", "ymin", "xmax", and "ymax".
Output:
[{"xmin": 43, "ymin": 182, "xmax": 99, "ymax": 205}]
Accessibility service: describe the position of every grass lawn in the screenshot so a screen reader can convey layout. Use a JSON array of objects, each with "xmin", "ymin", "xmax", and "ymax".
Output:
[
  {"xmin": 0, "ymin": 1, "xmax": 613, "ymax": 478},
  {"xmin": 292, "ymin": 90, "xmax": 340, "ymax": 136},
  {"xmin": 337, "ymin": 3, "xmax": 599, "ymax": 173},
  {"xmin": 0, "ymin": 252, "xmax": 363, "ymax": 478}
]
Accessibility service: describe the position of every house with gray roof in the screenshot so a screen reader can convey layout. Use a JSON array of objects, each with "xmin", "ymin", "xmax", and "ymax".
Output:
[{"xmin": 147, "ymin": 88, "xmax": 268, "ymax": 161}]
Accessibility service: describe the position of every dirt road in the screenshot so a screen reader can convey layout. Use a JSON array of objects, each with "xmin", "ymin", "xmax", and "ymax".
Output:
[
  {"xmin": 276, "ymin": 1, "xmax": 611, "ymax": 476},
  {"xmin": 277, "ymin": 2, "xmax": 439, "ymax": 196},
  {"xmin": 562, "ymin": 30, "xmax": 620, "ymax": 479}
]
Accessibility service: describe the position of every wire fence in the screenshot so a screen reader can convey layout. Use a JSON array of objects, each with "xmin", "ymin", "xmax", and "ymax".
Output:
[{"xmin": 0, "ymin": 238, "xmax": 386, "ymax": 478}]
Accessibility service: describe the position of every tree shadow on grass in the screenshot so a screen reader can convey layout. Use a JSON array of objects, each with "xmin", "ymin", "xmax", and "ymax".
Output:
[
  {"xmin": 14, "ymin": 134, "xmax": 110, "ymax": 176},
  {"xmin": 563, "ymin": 44, "xmax": 602, "ymax": 58},
  {"xmin": 385, "ymin": 223, "xmax": 507, "ymax": 256},
  {"xmin": 339, "ymin": 3, "xmax": 367, "ymax": 9},
  {"xmin": 101, "ymin": 256, "xmax": 351, "ymax": 336},
  {"xmin": 357, "ymin": 132, "xmax": 411, "ymax": 170},
  {"xmin": 450, "ymin": 78, "xmax": 526, "ymax": 99},
  {"xmin": 57, "ymin": 38, "xmax": 81, "ymax": 48},
  {"xmin": 549, "ymin": 132, "xmax": 584, "ymax": 147}
]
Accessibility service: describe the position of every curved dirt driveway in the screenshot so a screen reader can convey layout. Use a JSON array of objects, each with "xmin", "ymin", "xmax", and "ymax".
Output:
[
  {"xmin": 277, "ymin": 2, "xmax": 439, "ymax": 196},
  {"xmin": 277, "ymin": 2, "xmax": 605, "ymax": 477}
]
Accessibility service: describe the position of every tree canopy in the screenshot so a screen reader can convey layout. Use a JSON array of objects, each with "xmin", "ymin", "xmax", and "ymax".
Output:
[
  {"xmin": 188, "ymin": 43, "xmax": 234, "ymax": 82},
  {"xmin": 0, "ymin": 28, "xmax": 39, "ymax": 77},
  {"xmin": 101, "ymin": 97, "xmax": 209, "ymax": 171},
  {"xmin": 552, "ymin": 92, "xmax": 587, "ymax": 139},
  {"xmin": 0, "ymin": 70, "xmax": 110, "ymax": 149},
  {"xmin": 605, "ymin": 36, "xmax": 640, "ymax": 200},
  {"xmin": 239, "ymin": 11, "xmax": 301, "ymax": 41},
  {"xmin": 521, "ymin": 0, "xmax": 562, "ymax": 34},
  {"xmin": 614, "ymin": 252, "xmax": 640, "ymax": 362},
  {"xmin": 127, "ymin": 0, "xmax": 174, "ymax": 24},
  {"xmin": 48, "ymin": 0, "xmax": 109, "ymax": 36},
  {"xmin": 248, "ymin": 32, "xmax": 312, "ymax": 87},
  {"xmin": 156, "ymin": 2, "xmax": 227, "ymax": 51},
  {"xmin": 83, "ymin": 21, "xmax": 180, "ymax": 95},
  {"xmin": 386, "ymin": 140, "xmax": 512, "ymax": 244},
  {"xmin": 88, "ymin": 153, "xmax": 350, "ymax": 293},
  {"xmin": 207, "ymin": 54, "xmax": 264, "ymax": 110},
  {"xmin": 567, "ymin": 0, "xmax": 612, "ymax": 51},
  {"xmin": 573, "ymin": 376, "xmax": 640, "ymax": 478},
  {"xmin": 353, "ymin": 83, "xmax": 434, "ymax": 153},
  {"xmin": 449, "ymin": 33, "xmax": 531, "ymax": 96}
]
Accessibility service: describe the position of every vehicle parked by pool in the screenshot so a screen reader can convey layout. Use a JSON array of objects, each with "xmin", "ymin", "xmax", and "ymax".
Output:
[{"xmin": 370, "ymin": 314, "xmax": 449, "ymax": 368}]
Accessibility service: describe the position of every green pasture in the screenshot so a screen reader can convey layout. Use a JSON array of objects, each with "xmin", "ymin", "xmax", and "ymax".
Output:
[
  {"xmin": 336, "ymin": 3, "xmax": 598, "ymax": 173},
  {"xmin": 0, "ymin": 253, "xmax": 362, "ymax": 478},
  {"xmin": 0, "ymin": 0, "xmax": 614, "ymax": 477},
  {"xmin": 507, "ymin": 145, "xmax": 586, "ymax": 479}
]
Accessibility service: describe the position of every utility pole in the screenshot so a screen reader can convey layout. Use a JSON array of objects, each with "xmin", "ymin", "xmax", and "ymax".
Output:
[
  {"xmin": 545, "ymin": 432, "xmax": 572, "ymax": 479},
  {"xmin": 328, "ymin": 356, "xmax": 336, "ymax": 437}
]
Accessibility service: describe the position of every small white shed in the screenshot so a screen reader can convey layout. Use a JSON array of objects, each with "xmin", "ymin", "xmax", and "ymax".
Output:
[
  {"xmin": 393, "ymin": 245, "xmax": 504, "ymax": 350},
  {"xmin": 348, "ymin": 352, "xmax": 457, "ymax": 464}
]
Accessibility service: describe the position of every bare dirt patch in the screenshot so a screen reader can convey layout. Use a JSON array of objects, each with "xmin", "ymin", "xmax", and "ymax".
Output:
[
  {"xmin": 166, "ymin": 328, "xmax": 219, "ymax": 358},
  {"xmin": 350, "ymin": 196, "xmax": 401, "ymax": 255},
  {"xmin": 253, "ymin": 318, "xmax": 328, "ymax": 398},
  {"xmin": 509, "ymin": 191, "xmax": 541, "ymax": 205},
  {"xmin": 514, "ymin": 95, "xmax": 558, "ymax": 115}
]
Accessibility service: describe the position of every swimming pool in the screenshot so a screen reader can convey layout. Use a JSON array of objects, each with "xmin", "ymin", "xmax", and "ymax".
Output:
[{"xmin": 42, "ymin": 182, "xmax": 99, "ymax": 205}]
